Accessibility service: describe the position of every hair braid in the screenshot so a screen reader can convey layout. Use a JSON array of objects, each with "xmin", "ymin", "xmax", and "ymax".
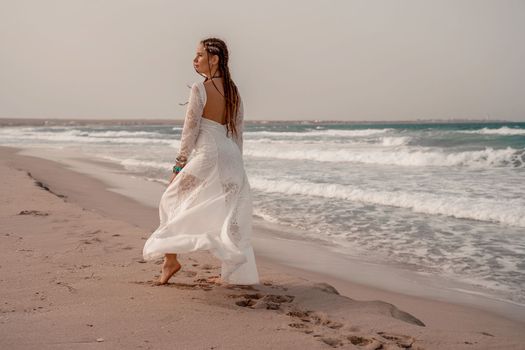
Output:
[{"xmin": 200, "ymin": 37, "xmax": 240, "ymax": 139}]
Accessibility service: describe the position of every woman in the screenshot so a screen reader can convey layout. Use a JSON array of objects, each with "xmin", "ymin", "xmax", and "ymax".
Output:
[{"xmin": 142, "ymin": 37, "xmax": 260, "ymax": 286}]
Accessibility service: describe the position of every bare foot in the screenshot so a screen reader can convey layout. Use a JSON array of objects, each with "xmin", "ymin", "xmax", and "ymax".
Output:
[{"xmin": 155, "ymin": 261, "xmax": 182, "ymax": 285}]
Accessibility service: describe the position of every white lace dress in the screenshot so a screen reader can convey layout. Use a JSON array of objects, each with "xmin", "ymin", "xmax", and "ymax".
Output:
[{"xmin": 142, "ymin": 81, "xmax": 259, "ymax": 285}]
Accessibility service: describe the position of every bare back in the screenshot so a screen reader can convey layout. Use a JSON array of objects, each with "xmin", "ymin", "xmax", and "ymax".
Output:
[{"xmin": 202, "ymin": 79, "xmax": 226, "ymax": 125}]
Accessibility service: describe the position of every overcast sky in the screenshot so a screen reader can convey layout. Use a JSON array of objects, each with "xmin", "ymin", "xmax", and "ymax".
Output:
[{"xmin": 1, "ymin": 0, "xmax": 524, "ymax": 121}]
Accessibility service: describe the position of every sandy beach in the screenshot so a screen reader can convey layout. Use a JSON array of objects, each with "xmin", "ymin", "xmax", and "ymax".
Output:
[{"xmin": 1, "ymin": 145, "xmax": 524, "ymax": 349}]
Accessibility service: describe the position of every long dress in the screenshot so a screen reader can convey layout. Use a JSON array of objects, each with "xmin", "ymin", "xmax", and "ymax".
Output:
[{"xmin": 142, "ymin": 80, "xmax": 260, "ymax": 285}]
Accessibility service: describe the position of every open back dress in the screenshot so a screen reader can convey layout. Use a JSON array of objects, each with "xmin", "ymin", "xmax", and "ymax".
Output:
[{"xmin": 142, "ymin": 81, "xmax": 260, "ymax": 285}]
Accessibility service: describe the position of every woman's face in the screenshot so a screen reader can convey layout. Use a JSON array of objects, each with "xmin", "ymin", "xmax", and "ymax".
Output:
[{"xmin": 193, "ymin": 43, "xmax": 218, "ymax": 77}]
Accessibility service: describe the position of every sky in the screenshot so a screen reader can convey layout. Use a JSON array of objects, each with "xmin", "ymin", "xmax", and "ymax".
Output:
[{"xmin": 1, "ymin": 0, "xmax": 524, "ymax": 122}]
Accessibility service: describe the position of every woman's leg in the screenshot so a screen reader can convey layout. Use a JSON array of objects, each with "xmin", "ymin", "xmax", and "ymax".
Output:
[{"xmin": 156, "ymin": 253, "xmax": 181, "ymax": 285}]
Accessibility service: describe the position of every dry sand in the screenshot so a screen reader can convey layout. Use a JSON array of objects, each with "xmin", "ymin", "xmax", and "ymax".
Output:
[{"xmin": 1, "ymin": 145, "xmax": 524, "ymax": 349}]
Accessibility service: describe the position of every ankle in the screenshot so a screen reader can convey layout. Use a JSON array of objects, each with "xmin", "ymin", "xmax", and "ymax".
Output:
[{"xmin": 163, "ymin": 258, "xmax": 180, "ymax": 267}]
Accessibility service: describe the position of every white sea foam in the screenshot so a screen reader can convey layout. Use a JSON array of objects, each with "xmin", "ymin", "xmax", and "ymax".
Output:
[
  {"xmin": 0, "ymin": 128, "xmax": 176, "ymax": 145},
  {"xmin": 247, "ymin": 136, "xmax": 411, "ymax": 147},
  {"xmin": 249, "ymin": 177, "xmax": 525, "ymax": 227},
  {"xmin": 458, "ymin": 127, "xmax": 525, "ymax": 136},
  {"xmin": 253, "ymin": 208, "xmax": 280, "ymax": 223},
  {"xmin": 99, "ymin": 156, "xmax": 172, "ymax": 170},
  {"xmin": 79, "ymin": 130, "xmax": 163, "ymax": 137},
  {"xmin": 1, "ymin": 127, "xmax": 162, "ymax": 138},
  {"xmin": 245, "ymin": 128, "xmax": 392, "ymax": 138},
  {"xmin": 244, "ymin": 145, "xmax": 525, "ymax": 168},
  {"xmin": 379, "ymin": 136, "xmax": 411, "ymax": 146}
]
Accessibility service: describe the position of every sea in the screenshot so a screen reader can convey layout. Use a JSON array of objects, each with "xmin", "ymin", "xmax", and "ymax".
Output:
[{"xmin": 1, "ymin": 120, "xmax": 524, "ymax": 306}]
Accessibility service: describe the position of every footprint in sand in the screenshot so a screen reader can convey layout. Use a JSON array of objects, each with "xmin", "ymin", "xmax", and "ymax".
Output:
[
  {"xmin": 183, "ymin": 270, "xmax": 197, "ymax": 277},
  {"xmin": 18, "ymin": 210, "xmax": 49, "ymax": 216},
  {"xmin": 54, "ymin": 280, "xmax": 77, "ymax": 294},
  {"xmin": 286, "ymin": 307, "xmax": 343, "ymax": 329},
  {"xmin": 262, "ymin": 280, "xmax": 289, "ymax": 291},
  {"xmin": 148, "ymin": 277, "xmax": 216, "ymax": 291},
  {"xmin": 193, "ymin": 278, "xmax": 215, "ymax": 291},
  {"xmin": 232, "ymin": 292, "xmax": 295, "ymax": 310},
  {"xmin": 319, "ymin": 337, "xmax": 344, "ymax": 347},
  {"xmin": 287, "ymin": 309, "xmax": 349, "ymax": 346},
  {"xmin": 78, "ymin": 237, "xmax": 102, "ymax": 245},
  {"xmin": 138, "ymin": 276, "xmax": 219, "ymax": 291},
  {"xmin": 248, "ymin": 283, "xmax": 422, "ymax": 349},
  {"xmin": 223, "ymin": 283, "xmax": 258, "ymax": 291},
  {"xmin": 199, "ymin": 264, "xmax": 219, "ymax": 274},
  {"xmin": 288, "ymin": 322, "xmax": 309, "ymax": 329},
  {"xmin": 346, "ymin": 332, "xmax": 421, "ymax": 349},
  {"xmin": 347, "ymin": 335, "xmax": 373, "ymax": 346},
  {"xmin": 130, "ymin": 279, "xmax": 210, "ymax": 291},
  {"xmin": 376, "ymin": 331, "xmax": 416, "ymax": 348}
]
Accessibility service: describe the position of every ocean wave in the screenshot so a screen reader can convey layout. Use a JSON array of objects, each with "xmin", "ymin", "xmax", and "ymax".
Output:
[
  {"xmin": 0, "ymin": 128, "xmax": 176, "ymax": 145},
  {"xmin": 458, "ymin": 127, "xmax": 525, "ymax": 136},
  {"xmin": 245, "ymin": 128, "xmax": 392, "ymax": 138},
  {"xmin": 253, "ymin": 208, "xmax": 281, "ymax": 223},
  {"xmin": 249, "ymin": 178, "xmax": 525, "ymax": 227},
  {"xmin": 99, "ymin": 156, "xmax": 172, "ymax": 170},
  {"xmin": 380, "ymin": 136, "xmax": 411, "ymax": 146},
  {"xmin": 244, "ymin": 146, "xmax": 525, "ymax": 168},
  {"xmin": 78, "ymin": 130, "xmax": 164, "ymax": 137},
  {"xmin": 246, "ymin": 136, "xmax": 411, "ymax": 147},
  {"xmin": 4, "ymin": 127, "xmax": 163, "ymax": 138}
]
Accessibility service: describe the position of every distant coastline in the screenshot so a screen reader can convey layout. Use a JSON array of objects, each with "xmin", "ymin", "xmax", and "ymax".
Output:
[{"xmin": 0, "ymin": 117, "xmax": 520, "ymax": 127}]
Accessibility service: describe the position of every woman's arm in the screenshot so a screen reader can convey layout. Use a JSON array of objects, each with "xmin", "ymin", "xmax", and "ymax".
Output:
[
  {"xmin": 232, "ymin": 97, "xmax": 244, "ymax": 155},
  {"xmin": 177, "ymin": 83, "xmax": 204, "ymax": 162}
]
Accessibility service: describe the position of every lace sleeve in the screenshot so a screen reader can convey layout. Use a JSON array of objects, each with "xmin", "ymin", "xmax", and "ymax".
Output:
[
  {"xmin": 177, "ymin": 83, "xmax": 203, "ymax": 160},
  {"xmin": 232, "ymin": 97, "xmax": 244, "ymax": 155}
]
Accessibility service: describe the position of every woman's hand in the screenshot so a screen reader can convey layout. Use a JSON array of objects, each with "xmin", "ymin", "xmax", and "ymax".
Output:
[{"xmin": 169, "ymin": 159, "xmax": 186, "ymax": 186}]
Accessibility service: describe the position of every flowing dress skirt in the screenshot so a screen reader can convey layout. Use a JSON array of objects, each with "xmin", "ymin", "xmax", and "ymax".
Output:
[{"xmin": 143, "ymin": 118, "xmax": 259, "ymax": 285}]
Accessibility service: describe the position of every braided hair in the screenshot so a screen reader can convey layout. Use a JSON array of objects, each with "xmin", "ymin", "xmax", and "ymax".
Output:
[{"xmin": 197, "ymin": 37, "xmax": 241, "ymax": 139}]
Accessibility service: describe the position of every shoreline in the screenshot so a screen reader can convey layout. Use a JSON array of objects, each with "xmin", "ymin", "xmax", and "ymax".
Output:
[
  {"xmin": 2, "ymin": 145, "xmax": 524, "ymax": 349},
  {"xmin": 6, "ymin": 145, "xmax": 525, "ymax": 323},
  {"xmin": 0, "ymin": 117, "xmax": 518, "ymax": 127}
]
